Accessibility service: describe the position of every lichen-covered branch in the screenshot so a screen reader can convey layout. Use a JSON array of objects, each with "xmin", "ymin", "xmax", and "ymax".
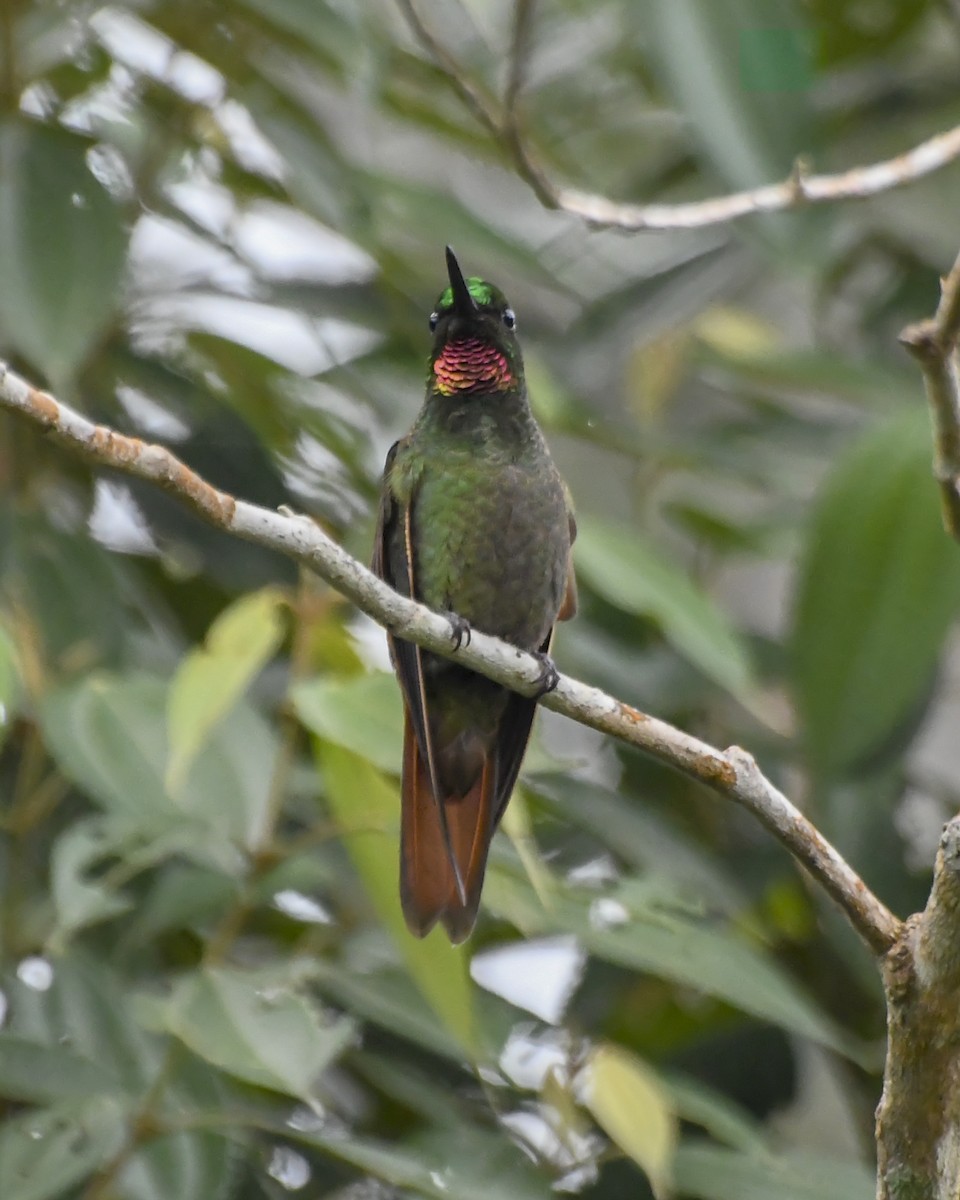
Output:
[
  {"xmin": 876, "ymin": 818, "xmax": 960, "ymax": 1199},
  {"xmin": 900, "ymin": 251, "xmax": 960, "ymax": 539},
  {"xmin": 0, "ymin": 360, "xmax": 901, "ymax": 956},
  {"xmin": 397, "ymin": 0, "xmax": 960, "ymax": 233}
]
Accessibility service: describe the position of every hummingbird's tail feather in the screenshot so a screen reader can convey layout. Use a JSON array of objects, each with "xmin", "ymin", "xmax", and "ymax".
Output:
[
  {"xmin": 440, "ymin": 756, "xmax": 495, "ymax": 944},
  {"xmin": 399, "ymin": 712, "xmax": 495, "ymax": 943},
  {"xmin": 400, "ymin": 711, "xmax": 451, "ymax": 937}
]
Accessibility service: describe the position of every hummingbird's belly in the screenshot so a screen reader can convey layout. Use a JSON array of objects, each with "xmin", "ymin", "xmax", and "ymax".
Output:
[{"xmin": 413, "ymin": 458, "xmax": 570, "ymax": 651}]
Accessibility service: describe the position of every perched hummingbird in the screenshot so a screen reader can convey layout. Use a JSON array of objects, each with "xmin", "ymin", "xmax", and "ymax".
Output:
[{"xmin": 373, "ymin": 247, "xmax": 577, "ymax": 943}]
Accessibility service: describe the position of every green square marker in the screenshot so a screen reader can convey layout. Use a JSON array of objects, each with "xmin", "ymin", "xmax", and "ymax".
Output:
[{"xmin": 740, "ymin": 27, "xmax": 813, "ymax": 93}]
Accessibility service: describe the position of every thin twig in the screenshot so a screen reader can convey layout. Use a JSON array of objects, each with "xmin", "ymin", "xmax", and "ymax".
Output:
[
  {"xmin": 504, "ymin": 0, "xmax": 536, "ymax": 121},
  {"xmin": 396, "ymin": 0, "xmax": 960, "ymax": 232},
  {"xmin": 395, "ymin": 0, "xmax": 500, "ymax": 139},
  {"xmin": 900, "ymin": 251, "xmax": 960, "ymax": 537},
  {"xmin": 0, "ymin": 360, "xmax": 901, "ymax": 955}
]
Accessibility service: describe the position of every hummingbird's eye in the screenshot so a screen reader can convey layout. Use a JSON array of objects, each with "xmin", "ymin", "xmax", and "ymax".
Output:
[
  {"xmin": 429, "ymin": 311, "xmax": 439, "ymax": 332},
  {"xmin": 502, "ymin": 308, "xmax": 516, "ymax": 329}
]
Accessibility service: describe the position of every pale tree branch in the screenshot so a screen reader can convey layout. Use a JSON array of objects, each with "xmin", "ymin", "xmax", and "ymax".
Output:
[
  {"xmin": 875, "ymin": 251, "xmax": 960, "ymax": 1199},
  {"xmin": 0, "ymin": 360, "xmax": 900, "ymax": 956},
  {"xmin": 900, "ymin": 250, "xmax": 960, "ymax": 538},
  {"xmin": 876, "ymin": 819, "xmax": 960, "ymax": 1199},
  {"xmin": 397, "ymin": 0, "xmax": 960, "ymax": 232}
]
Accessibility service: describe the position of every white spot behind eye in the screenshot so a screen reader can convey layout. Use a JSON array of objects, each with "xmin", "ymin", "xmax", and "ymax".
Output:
[{"xmin": 503, "ymin": 308, "xmax": 516, "ymax": 329}]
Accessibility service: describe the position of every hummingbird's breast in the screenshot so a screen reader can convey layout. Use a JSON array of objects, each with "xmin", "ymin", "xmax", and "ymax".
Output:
[{"xmin": 411, "ymin": 437, "xmax": 571, "ymax": 651}]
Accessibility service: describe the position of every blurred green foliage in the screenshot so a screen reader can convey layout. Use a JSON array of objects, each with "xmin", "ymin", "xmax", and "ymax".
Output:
[{"xmin": 1, "ymin": 0, "xmax": 959, "ymax": 1196}]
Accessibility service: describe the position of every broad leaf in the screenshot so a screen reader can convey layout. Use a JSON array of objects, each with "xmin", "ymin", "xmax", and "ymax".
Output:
[
  {"xmin": 41, "ymin": 673, "xmax": 276, "ymax": 856},
  {"xmin": 576, "ymin": 514, "xmax": 755, "ymax": 697},
  {"xmin": 49, "ymin": 820, "xmax": 133, "ymax": 948},
  {"xmin": 167, "ymin": 587, "xmax": 286, "ymax": 792},
  {"xmin": 0, "ymin": 618, "xmax": 19, "ymax": 751},
  {"xmin": 0, "ymin": 120, "xmax": 127, "ymax": 388},
  {"xmin": 674, "ymin": 1143, "xmax": 874, "ymax": 1200},
  {"xmin": 0, "ymin": 1035, "xmax": 119, "ymax": 1105},
  {"xmin": 115, "ymin": 1130, "xmax": 243, "ymax": 1200},
  {"xmin": 483, "ymin": 870, "xmax": 860, "ymax": 1058},
  {"xmin": 293, "ymin": 671, "xmax": 402, "ymax": 772},
  {"xmin": 2, "ymin": 954, "xmax": 235, "ymax": 1200},
  {"xmin": 666, "ymin": 1075, "xmax": 765, "ymax": 1154},
  {"xmin": 584, "ymin": 1044, "xmax": 676, "ymax": 1198},
  {"xmin": 534, "ymin": 774, "xmax": 747, "ymax": 916},
  {"xmin": 284, "ymin": 1122, "xmax": 553, "ymax": 1200},
  {"xmin": 791, "ymin": 411, "xmax": 960, "ymax": 780},
  {"xmin": 0, "ymin": 1098, "xmax": 126, "ymax": 1200},
  {"xmin": 312, "ymin": 961, "xmax": 466, "ymax": 1063},
  {"xmin": 167, "ymin": 964, "xmax": 355, "ymax": 1100}
]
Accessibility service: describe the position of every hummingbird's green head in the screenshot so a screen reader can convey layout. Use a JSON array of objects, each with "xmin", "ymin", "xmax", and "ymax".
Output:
[{"xmin": 428, "ymin": 246, "xmax": 522, "ymax": 397}]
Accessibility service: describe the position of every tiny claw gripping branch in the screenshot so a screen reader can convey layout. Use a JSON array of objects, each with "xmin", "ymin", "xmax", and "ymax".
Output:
[
  {"xmin": 444, "ymin": 611, "xmax": 472, "ymax": 651},
  {"xmin": 530, "ymin": 650, "xmax": 560, "ymax": 698}
]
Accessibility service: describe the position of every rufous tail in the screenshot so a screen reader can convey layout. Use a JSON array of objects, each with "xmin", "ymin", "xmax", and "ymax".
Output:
[{"xmin": 399, "ymin": 712, "xmax": 495, "ymax": 943}]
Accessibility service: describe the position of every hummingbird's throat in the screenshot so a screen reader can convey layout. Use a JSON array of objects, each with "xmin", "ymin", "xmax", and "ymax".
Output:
[{"xmin": 433, "ymin": 339, "xmax": 513, "ymax": 396}]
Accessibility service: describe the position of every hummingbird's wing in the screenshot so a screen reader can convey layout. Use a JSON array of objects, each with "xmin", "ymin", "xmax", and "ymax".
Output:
[
  {"xmin": 373, "ymin": 442, "xmax": 467, "ymax": 931},
  {"xmin": 372, "ymin": 442, "xmax": 426, "ymax": 750},
  {"xmin": 558, "ymin": 511, "xmax": 578, "ymax": 622}
]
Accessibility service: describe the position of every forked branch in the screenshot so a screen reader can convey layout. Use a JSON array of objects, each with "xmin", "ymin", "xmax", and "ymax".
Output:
[{"xmin": 900, "ymin": 251, "xmax": 960, "ymax": 538}]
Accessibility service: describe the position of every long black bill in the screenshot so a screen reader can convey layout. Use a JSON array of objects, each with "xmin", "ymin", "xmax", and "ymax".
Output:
[{"xmin": 445, "ymin": 245, "xmax": 477, "ymax": 318}]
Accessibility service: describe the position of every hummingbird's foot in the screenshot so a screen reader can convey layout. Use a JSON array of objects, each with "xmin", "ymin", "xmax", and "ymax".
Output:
[
  {"xmin": 443, "ymin": 611, "xmax": 472, "ymax": 652},
  {"xmin": 531, "ymin": 651, "xmax": 560, "ymax": 699}
]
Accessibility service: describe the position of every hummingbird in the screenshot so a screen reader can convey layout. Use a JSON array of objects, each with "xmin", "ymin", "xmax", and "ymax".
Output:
[{"xmin": 373, "ymin": 247, "xmax": 577, "ymax": 943}]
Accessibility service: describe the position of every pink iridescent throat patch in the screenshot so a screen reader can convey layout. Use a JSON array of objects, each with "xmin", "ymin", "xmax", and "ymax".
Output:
[{"xmin": 433, "ymin": 339, "xmax": 513, "ymax": 396}]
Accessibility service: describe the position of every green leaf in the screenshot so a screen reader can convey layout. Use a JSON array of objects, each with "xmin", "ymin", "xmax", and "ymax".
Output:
[
  {"xmin": 674, "ymin": 1143, "xmax": 874, "ymax": 1200},
  {"xmin": 575, "ymin": 515, "xmax": 755, "ymax": 697},
  {"xmin": 115, "ymin": 1130, "xmax": 243, "ymax": 1200},
  {"xmin": 0, "ymin": 1035, "xmax": 119, "ymax": 1105},
  {"xmin": 0, "ymin": 1098, "xmax": 127, "ymax": 1200},
  {"xmin": 319, "ymin": 743, "xmax": 476, "ymax": 1055},
  {"xmin": 1, "ymin": 954, "xmax": 237, "ymax": 1200},
  {"xmin": 312, "ymin": 961, "xmax": 466, "ymax": 1063},
  {"xmin": 4, "ymin": 954, "xmax": 161, "ymax": 1094},
  {"xmin": 41, "ymin": 673, "xmax": 276, "ymax": 856},
  {"xmin": 0, "ymin": 120, "xmax": 127, "ymax": 388},
  {"xmin": 534, "ymin": 775, "xmax": 747, "ymax": 917},
  {"xmin": 166, "ymin": 964, "xmax": 355, "ymax": 1100},
  {"xmin": 0, "ymin": 617, "xmax": 20, "ymax": 751},
  {"xmin": 283, "ymin": 1122, "xmax": 553, "ymax": 1200},
  {"xmin": 665, "ymin": 1075, "xmax": 765, "ymax": 1154},
  {"xmin": 167, "ymin": 587, "xmax": 286, "ymax": 793},
  {"xmin": 697, "ymin": 341, "xmax": 914, "ymax": 408},
  {"xmin": 234, "ymin": 0, "xmax": 358, "ymax": 63},
  {"xmin": 791, "ymin": 411, "xmax": 960, "ymax": 780},
  {"xmin": 293, "ymin": 671, "xmax": 402, "ymax": 772},
  {"xmin": 0, "ymin": 515, "xmax": 127, "ymax": 668},
  {"xmin": 49, "ymin": 820, "xmax": 133, "ymax": 949},
  {"xmin": 483, "ymin": 870, "xmax": 860, "ymax": 1058},
  {"xmin": 119, "ymin": 865, "xmax": 238, "ymax": 948},
  {"xmin": 810, "ymin": 0, "xmax": 933, "ymax": 65},
  {"xmin": 584, "ymin": 1044, "xmax": 676, "ymax": 1198}
]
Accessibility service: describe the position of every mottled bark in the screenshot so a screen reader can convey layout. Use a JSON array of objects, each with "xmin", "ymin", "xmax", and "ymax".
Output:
[{"xmin": 877, "ymin": 820, "xmax": 960, "ymax": 1200}]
